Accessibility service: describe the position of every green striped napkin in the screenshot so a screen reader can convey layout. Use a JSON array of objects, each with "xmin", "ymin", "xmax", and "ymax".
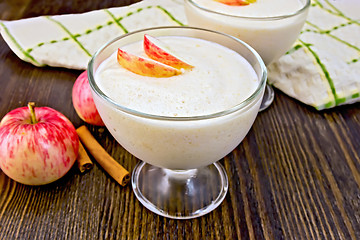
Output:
[
  {"xmin": 0, "ymin": 0, "xmax": 359, "ymax": 110},
  {"xmin": 0, "ymin": 0, "xmax": 186, "ymax": 69},
  {"xmin": 267, "ymin": 0, "xmax": 360, "ymax": 110}
]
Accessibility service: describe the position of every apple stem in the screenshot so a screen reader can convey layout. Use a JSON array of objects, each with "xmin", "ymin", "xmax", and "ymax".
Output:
[{"xmin": 28, "ymin": 102, "xmax": 37, "ymax": 124}]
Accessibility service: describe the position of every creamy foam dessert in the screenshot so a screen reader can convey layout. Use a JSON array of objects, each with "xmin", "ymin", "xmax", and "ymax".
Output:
[
  {"xmin": 96, "ymin": 36, "xmax": 257, "ymax": 117},
  {"xmin": 91, "ymin": 32, "xmax": 264, "ymax": 169},
  {"xmin": 191, "ymin": 0, "xmax": 303, "ymax": 17},
  {"xmin": 185, "ymin": 0, "xmax": 310, "ymax": 64}
]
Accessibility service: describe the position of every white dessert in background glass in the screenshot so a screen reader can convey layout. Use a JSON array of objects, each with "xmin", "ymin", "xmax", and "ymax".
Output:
[
  {"xmin": 185, "ymin": 0, "xmax": 310, "ymax": 110},
  {"xmin": 88, "ymin": 27, "xmax": 266, "ymax": 219},
  {"xmin": 185, "ymin": 0, "xmax": 310, "ymax": 65}
]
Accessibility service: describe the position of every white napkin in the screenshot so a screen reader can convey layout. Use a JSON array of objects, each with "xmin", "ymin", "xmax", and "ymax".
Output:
[
  {"xmin": 267, "ymin": 0, "xmax": 360, "ymax": 109},
  {"xmin": 0, "ymin": 0, "xmax": 186, "ymax": 70},
  {"xmin": 0, "ymin": 0, "xmax": 359, "ymax": 110}
]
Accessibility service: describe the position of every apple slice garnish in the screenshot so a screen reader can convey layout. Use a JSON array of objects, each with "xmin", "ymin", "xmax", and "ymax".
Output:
[
  {"xmin": 117, "ymin": 48, "xmax": 182, "ymax": 78},
  {"xmin": 143, "ymin": 34, "xmax": 194, "ymax": 70},
  {"xmin": 214, "ymin": 0, "xmax": 256, "ymax": 6}
]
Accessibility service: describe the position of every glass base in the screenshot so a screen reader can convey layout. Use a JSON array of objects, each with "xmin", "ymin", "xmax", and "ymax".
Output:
[
  {"xmin": 131, "ymin": 161, "xmax": 228, "ymax": 219},
  {"xmin": 259, "ymin": 84, "xmax": 275, "ymax": 112}
]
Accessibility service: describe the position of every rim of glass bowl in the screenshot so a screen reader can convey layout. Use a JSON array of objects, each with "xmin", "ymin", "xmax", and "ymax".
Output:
[
  {"xmin": 186, "ymin": 0, "xmax": 311, "ymax": 20},
  {"xmin": 88, "ymin": 26, "xmax": 267, "ymax": 121}
]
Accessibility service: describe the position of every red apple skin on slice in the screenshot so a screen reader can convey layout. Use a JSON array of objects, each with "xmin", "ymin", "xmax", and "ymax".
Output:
[
  {"xmin": 117, "ymin": 48, "xmax": 182, "ymax": 78},
  {"xmin": 214, "ymin": 0, "xmax": 250, "ymax": 6},
  {"xmin": 143, "ymin": 34, "xmax": 194, "ymax": 70}
]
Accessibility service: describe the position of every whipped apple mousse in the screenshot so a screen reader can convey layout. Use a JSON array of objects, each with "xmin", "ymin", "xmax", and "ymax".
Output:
[
  {"xmin": 90, "ymin": 31, "xmax": 265, "ymax": 170},
  {"xmin": 96, "ymin": 36, "xmax": 257, "ymax": 117},
  {"xmin": 185, "ymin": 0, "xmax": 310, "ymax": 64}
]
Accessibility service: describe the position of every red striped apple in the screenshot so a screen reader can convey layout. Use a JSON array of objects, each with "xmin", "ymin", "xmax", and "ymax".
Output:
[
  {"xmin": 117, "ymin": 48, "xmax": 182, "ymax": 78},
  {"xmin": 0, "ymin": 103, "xmax": 79, "ymax": 185},
  {"xmin": 143, "ymin": 34, "xmax": 193, "ymax": 70},
  {"xmin": 72, "ymin": 70, "xmax": 104, "ymax": 126}
]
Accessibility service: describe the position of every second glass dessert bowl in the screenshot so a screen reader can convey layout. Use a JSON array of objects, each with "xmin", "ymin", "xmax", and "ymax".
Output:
[
  {"xmin": 185, "ymin": 0, "xmax": 310, "ymax": 111},
  {"xmin": 88, "ymin": 26, "xmax": 266, "ymax": 219}
]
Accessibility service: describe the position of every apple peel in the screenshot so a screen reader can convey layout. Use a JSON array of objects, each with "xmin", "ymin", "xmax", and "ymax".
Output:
[
  {"xmin": 117, "ymin": 48, "xmax": 182, "ymax": 78},
  {"xmin": 143, "ymin": 34, "xmax": 194, "ymax": 70},
  {"xmin": 214, "ymin": 0, "xmax": 256, "ymax": 6},
  {"xmin": 72, "ymin": 71, "xmax": 105, "ymax": 126}
]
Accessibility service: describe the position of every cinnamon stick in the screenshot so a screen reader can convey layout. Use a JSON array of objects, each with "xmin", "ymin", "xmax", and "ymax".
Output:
[
  {"xmin": 76, "ymin": 125, "xmax": 130, "ymax": 186},
  {"xmin": 76, "ymin": 141, "xmax": 93, "ymax": 173}
]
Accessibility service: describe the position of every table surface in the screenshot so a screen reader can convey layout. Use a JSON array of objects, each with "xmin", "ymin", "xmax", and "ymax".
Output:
[{"xmin": 0, "ymin": 1, "xmax": 359, "ymax": 239}]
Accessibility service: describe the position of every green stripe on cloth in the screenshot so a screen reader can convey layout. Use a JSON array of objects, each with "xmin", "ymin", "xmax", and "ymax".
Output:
[
  {"xmin": 104, "ymin": 9, "xmax": 128, "ymax": 34},
  {"xmin": 156, "ymin": 5, "xmax": 184, "ymax": 26},
  {"xmin": 45, "ymin": 16, "xmax": 92, "ymax": 57},
  {"xmin": 0, "ymin": 22, "xmax": 42, "ymax": 66},
  {"xmin": 306, "ymin": 21, "xmax": 360, "ymax": 52},
  {"xmin": 299, "ymin": 39, "xmax": 338, "ymax": 105}
]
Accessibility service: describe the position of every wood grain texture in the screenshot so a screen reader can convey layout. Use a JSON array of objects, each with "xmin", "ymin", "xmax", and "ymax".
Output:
[{"xmin": 0, "ymin": 1, "xmax": 359, "ymax": 239}]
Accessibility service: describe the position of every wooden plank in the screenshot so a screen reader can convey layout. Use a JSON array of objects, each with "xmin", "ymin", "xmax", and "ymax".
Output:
[{"xmin": 0, "ymin": 1, "xmax": 359, "ymax": 239}]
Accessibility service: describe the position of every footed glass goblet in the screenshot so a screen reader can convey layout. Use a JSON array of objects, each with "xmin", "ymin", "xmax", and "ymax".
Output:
[{"xmin": 88, "ymin": 26, "xmax": 266, "ymax": 219}]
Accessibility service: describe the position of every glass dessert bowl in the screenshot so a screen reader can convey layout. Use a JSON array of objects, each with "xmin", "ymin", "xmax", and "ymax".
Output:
[
  {"xmin": 88, "ymin": 26, "xmax": 266, "ymax": 219},
  {"xmin": 185, "ymin": 0, "xmax": 310, "ymax": 111}
]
